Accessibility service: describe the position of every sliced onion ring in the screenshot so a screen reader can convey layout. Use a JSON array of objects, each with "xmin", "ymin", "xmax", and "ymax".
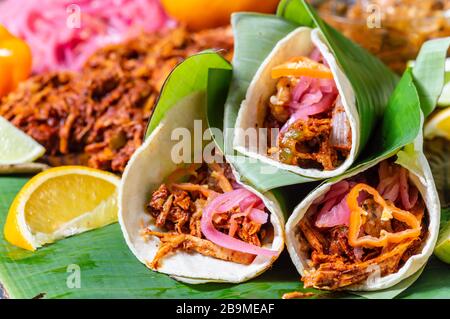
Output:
[{"xmin": 201, "ymin": 189, "xmax": 277, "ymax": 257}]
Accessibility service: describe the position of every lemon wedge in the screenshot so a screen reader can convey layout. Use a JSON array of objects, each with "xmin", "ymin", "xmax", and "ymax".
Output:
[
  {"xmin": 4, "ymin": 166, "xmax": 120, "ymax": 250},
  {"xmin": 424, "ymin": 107, "xmax": 450, "ymax": 141},
  {"xmin": 0, "ymin": 116, "xmax": 45, "ymax": 165}
]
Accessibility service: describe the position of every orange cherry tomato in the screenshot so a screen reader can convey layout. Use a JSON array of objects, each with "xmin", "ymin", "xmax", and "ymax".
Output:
[
  {"xmin": 0, "ymin": 24, "xmax": 32, "ymax": 98},
  {"xmin": 0, "ymin": 24, "xmax": 13, "ymax": 39},
  {"xmin": 271, "ymin": 56, "xmax": 334, "ymax": 80}
]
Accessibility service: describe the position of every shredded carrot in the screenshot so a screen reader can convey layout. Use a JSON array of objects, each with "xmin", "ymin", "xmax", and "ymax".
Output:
[{"xmin": 347, "ymin": 183, "xmax": 421, "ymax": 248}]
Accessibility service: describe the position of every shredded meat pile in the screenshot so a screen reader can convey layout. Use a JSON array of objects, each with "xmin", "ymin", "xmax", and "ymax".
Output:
[
  {"xmin": 297, "ymin": 165, "xmax": 428, "ymax": 290},
  {"xmin": 0, "ymin": 26, "xmax": 234, "ymax": 173},
  {"xmin": 143, "ymin": 163, "xmax": 270, "ymax": 268}
]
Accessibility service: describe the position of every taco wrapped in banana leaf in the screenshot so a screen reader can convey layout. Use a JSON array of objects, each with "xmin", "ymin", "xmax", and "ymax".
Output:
[
  {"xmin": 119, "ymin": 93, "xmax": 284, "ymax": 283},
  {"xmin": 234, "ymin": 27, "xmax": 359, "ymax": 179},
  {"xmin": 285, "ymin": 148, "xmax": 440, "ymax": 291}
]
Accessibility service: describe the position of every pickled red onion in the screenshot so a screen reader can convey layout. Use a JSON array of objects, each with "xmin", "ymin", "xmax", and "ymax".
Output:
[
  {"xmin": 309, "ymin": 48, "xmax": 322, "ymax": 62},
  {"xmin": 315, "ymin": 181, "xmax": 350, "ymax": 228},
  {"xmin": 0, "ymin": 0, "xmax": 171, "ymax": 73},
  {"xmin": 293, "ymin": 93, "xmax": 336, "ymax": 118},
  {"xmin": 376, "ymin": 163, "xmax": 418, "ymax": 209},
  {"xmin": 201, "ymin": 189, "xmax": 277, "ymax": 257},
  {"xmin": 399, "ymin": 168, "xmax": 418, "ymax": 210},
  {"xmin": 320, "ymin": 181, "xmax": 349, "ymax": 203},
  {"xmin": 296, "ymin": 90, "xmax": 323, "ymax": 107},
  {"xmin": 249, "ymin": 208, "xmax": 269, "ymax": 224},
  {"xmin": 318, "ymin": 79, "xmax": 337, "ymax": 94},
  {"xmin": 309, "ymin": 48, "xmax": 329, "ymax": 67},
  {"xmin": 292, "ymin": 77, "xmax": 312, "ymax": 102},
  {"xmin": 278, "ymin": 47, "xmax": 338, "ymax": 137},
  {"xmin": 239, "ymin": 195, "xmax": 264, "ymax": 212},
  {"xmin": 383, "ymin": 183, "xmax": 400, "ymax": 203},
  {"xmin": 315, "ymin": 195, "xmax": 350, "ymax": 228},
  {"xmin": 216, "ymin": 189, "xmax": 254, "ymax": 213},
  {"xmin": 281, "ymin": 92, "xmax": 337, "ymax": 134}
]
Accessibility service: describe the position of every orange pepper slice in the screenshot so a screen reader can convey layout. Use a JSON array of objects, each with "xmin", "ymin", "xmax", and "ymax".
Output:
[
  {"xmin": 0, "ymin": 24, "xmax": 32, "ymax": 98},
  {"xmin": 271, "ymin": 56, "xmax": 333, "ymax": 80},
  {"xmin": 347, "ymin": 183, "xmax": 421, "ymax": 248}
]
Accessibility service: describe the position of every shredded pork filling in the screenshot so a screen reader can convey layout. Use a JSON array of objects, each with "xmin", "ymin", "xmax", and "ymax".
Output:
[
  {"xmin": 297, "ymin": 160, "xmax": 428, "ymax": 290},
  {"xmin": 142, "ymin": 163, "xmax": 271, "ymax": 268}
]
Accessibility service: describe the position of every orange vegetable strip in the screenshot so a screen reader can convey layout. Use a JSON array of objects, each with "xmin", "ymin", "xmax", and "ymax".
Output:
[
  {"xmin": 347, "ymin": 183, "xmax": 421, "ymax": 248},
  {"xmin": 271, "ymin": 56, "xmax": 333, "ymax": 80}
]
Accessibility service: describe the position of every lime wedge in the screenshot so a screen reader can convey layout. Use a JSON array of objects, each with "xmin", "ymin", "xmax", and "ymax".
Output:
[
  {"xmin": 435, "ymin": 221, "xmax": 450, "ymax": 264},
  {"xmin": 0, "ymin": 116, "xmax": 45, "ymax": 165}
]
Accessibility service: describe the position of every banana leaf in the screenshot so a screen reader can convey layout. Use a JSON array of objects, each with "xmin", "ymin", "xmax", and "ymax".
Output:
[
  {"xmin": 412, "ymin": 38, "xmax": 450, "ymax": 116},
  {"xmin": 222, "ymin": 0, "xmax": 398, "ymax": 191},
  {"xmin": 145, "ymin": 51, "xmax": 232, "ymax": 138}
]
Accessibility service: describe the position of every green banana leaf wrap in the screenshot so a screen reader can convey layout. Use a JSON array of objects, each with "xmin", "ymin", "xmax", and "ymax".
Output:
[
  {"xmin": 223, "ymin": 1, "xmax": 398, "ymax": 190},
  {"xmin": 285, "ymin": 36, "xmax": 450, "ymax": 292},
  {"xmin": 119, "ymin": 53, "xmax": 286, "ymax": 284}
]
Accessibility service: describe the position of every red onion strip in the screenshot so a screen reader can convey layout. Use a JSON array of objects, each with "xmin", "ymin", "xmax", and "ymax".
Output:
[{"xmin": 201, "ymin": 189, "xmax": 277, "ymax": 257}]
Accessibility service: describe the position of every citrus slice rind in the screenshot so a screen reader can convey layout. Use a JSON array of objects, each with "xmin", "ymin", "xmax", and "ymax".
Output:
[
  {"xmin": 0, "ymin": 116, "xmax": 45, "ymax": 165},
  {"xmin": 4, "ymin": 166, "xmax": 120, "ymax": 250}
]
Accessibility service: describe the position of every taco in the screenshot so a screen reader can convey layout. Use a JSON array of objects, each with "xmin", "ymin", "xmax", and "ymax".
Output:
[
  {"xmin": 285, "ymin": 149, "xmax": 440, "ymax": 291},
  {"xmin": 119, "ymin": 93, "xmax": 284, "ymax": 283},
  {"xmin": 234, "ymin": 27, "xmax": 359, "ymax": 179}
]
